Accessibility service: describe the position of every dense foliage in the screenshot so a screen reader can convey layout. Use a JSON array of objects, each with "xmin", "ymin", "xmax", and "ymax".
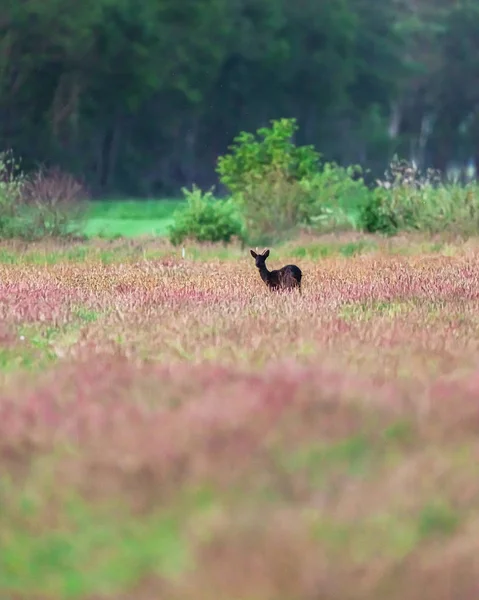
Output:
[
  {"xmin": 169, "ymin": 185, "xmax": 244, "ymax": 245},
  {"xmin": 1, "ymin": 0, "xmax": 479, "ymax": 196},
  {"xmin": 168, "ymin": 118, "xmax": 479, "ymax": 244}
]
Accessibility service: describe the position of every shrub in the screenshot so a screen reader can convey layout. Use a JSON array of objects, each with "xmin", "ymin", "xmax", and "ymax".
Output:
[
  {"xmin": 232, "ymin": 164, "xmax": 364, "ymax": 244},
  {"xmin": 169, "ymin": 185, "xmax": 244, "ymax": 246},
  {"xmin": 217, "ymin": 118, "xmax": 320, "ymax": 194},
  {"xmin": 230, "ymin": 168, "xmax": 313, "ymax": 245},
  {"xmin": 357, "ymin": 188, "xmax": 401, "ymax": 235},
  {"xmin": 216, "ymin": 118, "xmax": 321, "ymax": 243},
  {"xmin": 422, "ymin": 184, "xmax": 479, "ymax": 235},
  {"xmin": 0, "ymin": 151, "xmax": 88, "ymax": 241},
  {"xmin": 21, "ymin": 166, "xmax": 89, "ymax": 239},
  {"xmin": 299, "ymin": 162, "xmax": 369, "ymax": 232},
  {"xmin": 358, "ymin": 156, "xmax": 479, "ymax": 236},
  {"xmin": 357, "ymin": 157, "xmax": 434, "ymax": 234}
]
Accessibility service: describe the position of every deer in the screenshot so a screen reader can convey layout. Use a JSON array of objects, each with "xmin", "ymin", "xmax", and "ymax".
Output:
[{"xmin": 250, "ymin": 248, "xmax": 302, "ymax": 293}]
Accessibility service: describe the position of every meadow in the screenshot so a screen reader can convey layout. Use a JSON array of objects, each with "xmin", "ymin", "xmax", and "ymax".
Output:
[
  {"xmin": 82, "ymin": 199, "xmax": 185, "ymax": 239},
  {"xmin": 1, "ymin": 229, "xmax": 479, "ymax": 599}
]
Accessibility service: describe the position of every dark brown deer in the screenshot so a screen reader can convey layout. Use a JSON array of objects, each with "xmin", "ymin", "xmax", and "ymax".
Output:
[{"xmin": 250, "ymin": 248, "xmax": 302, "ymax": 292}]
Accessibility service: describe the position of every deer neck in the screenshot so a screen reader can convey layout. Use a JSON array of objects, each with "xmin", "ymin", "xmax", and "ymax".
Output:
[{"xmin": 258, "ymin": 264, "xmax": 271, "ymax": 284}]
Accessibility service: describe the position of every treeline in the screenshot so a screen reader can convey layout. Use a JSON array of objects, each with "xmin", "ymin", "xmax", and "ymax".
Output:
[{"xmin": 1, "ymin": 0, "xmax": 479, "ymax": 197}]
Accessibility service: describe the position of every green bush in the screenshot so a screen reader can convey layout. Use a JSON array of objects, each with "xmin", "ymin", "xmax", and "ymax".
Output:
[
  {"xmin": 235, "ymin": 164, "xmax": 367, "ymax": 244},
  {"xmin": 357, "ymin": 157, "xmax": 426, "ymax": 234},
  {"xmin": 357, "ymin": 189, "xmax": 401, "ymax": 235},
  {"xmin": 168, "ymin": 185, "xmax": 244, "ymax": 246},
  {"xmin": 358, "ymin": 156, "xmax": 479, "ymax": 236},
  {"xmin": 0, "ymin": 151, "xmax": 88, "ymax": 240},
  {"xmin": 231, "ymin": 168, "xmax": 313, "ymax": 245},
  {"xmin": 216, "ymin": 118, "xmax": 321, "ymax": 243},
  {"xmin": 216, "ymin": 118, "xmax": 372, "ymax": 242},
  {"xmin": 417, "ymin": 184, "xmax": 479, "ymax": 235},
  {"xmin": 299, "ymin": 162, "xmax": 369, "ymax": 231},
  {"xmin": 217, "ymin": 117, "xmax": 320, "ymax": 194}
]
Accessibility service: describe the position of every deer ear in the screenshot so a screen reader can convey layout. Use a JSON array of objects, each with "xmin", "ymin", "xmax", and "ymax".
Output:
[
  {"xmin": 250, "ymin": 250, "xmax": 257, "ymax": 258},
  {"xmin": 263, "ymin": 249, "xmax": 270, "ymax": 259}
]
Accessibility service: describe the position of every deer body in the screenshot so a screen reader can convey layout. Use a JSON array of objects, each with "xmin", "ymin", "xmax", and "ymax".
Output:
[{"xmin": 250, "ymin": 249, "xmax": 302, "ymax": 292}]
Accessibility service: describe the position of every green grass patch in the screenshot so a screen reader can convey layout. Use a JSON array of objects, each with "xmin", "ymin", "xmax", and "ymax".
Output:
[
  {"xmin": 417, "ymin": 499, "xmax": 460, "ymax": 537},
  {"xmin": 290, "ymin": 243, "xmax": 335, "ymax": 259},
  {"xmin": 0, "ymin": 493, "xmax": 191, "ymax": 597},
  {"xmin": 0, "ymin": 325, "xmax": 63, "ymax": 373},
  {"xmin": 311, "ymin": 514, "xmax": 420, "ymax": 561},
  {"xmin": 381, "ymin": 420, "xmax": 415, "ymax": 444},
  {"xmin": 86, "ymin": 199, "xmax": 185, "ymax": 221},
  {"xmin": 311, "ymin": 498, "xmax": 461, "ymax": 563},
  {"xmin": 284, "ymin": 434, "xmax": 374, "ymax": 485},
  {"xmin": 1, "ymin": 312, "xmax": 100, "ymax": 374},
  {"xmin": 83, "ymin": 199, "xmax": 185, "ymax": 239},
  {"xmin": 338, "ymin": 240, "xmax": 377, "ymax": 257},
  {"xmin": 71, "ymin": 307, "xmax": 100, "ymax": 323},
  {"xmin": 280, "ymin": 422, "xmax": 417, "ymax": 488}
]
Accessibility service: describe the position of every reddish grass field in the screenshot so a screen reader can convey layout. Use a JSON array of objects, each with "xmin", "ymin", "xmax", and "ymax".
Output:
[{"xmin": 1, "ymin": 234, "xmax": 479, "ymax": 599}]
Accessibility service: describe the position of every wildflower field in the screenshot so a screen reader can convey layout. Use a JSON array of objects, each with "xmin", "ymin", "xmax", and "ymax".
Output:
[{"xmin": 1, "ymin": 232, "xmax": 479, "ymax": 599}]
